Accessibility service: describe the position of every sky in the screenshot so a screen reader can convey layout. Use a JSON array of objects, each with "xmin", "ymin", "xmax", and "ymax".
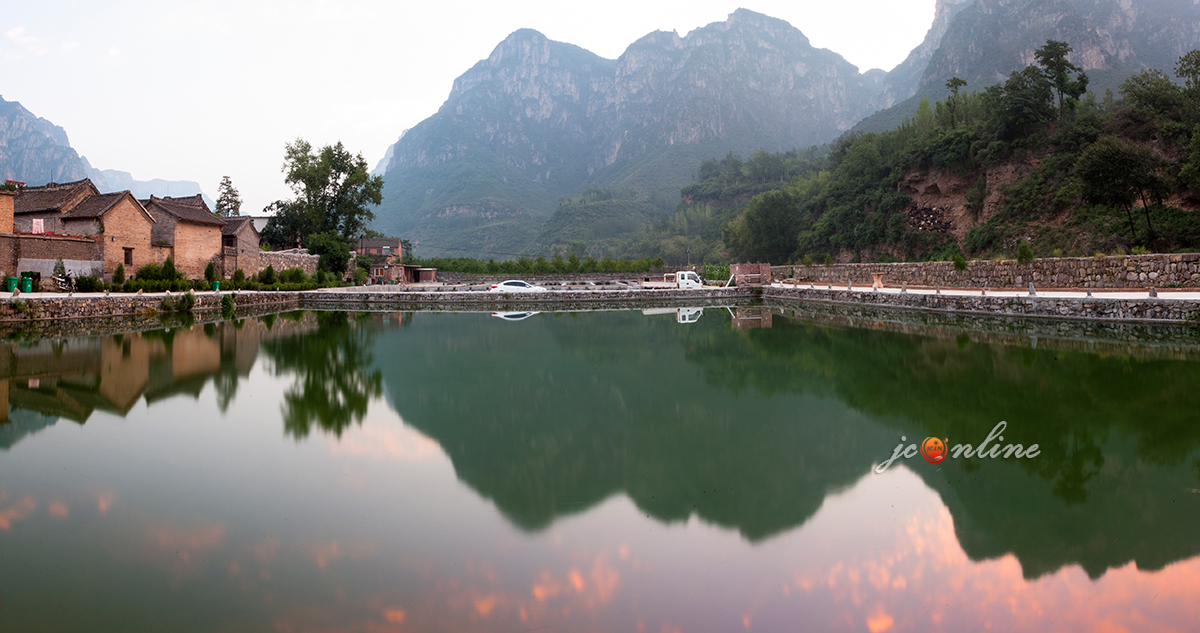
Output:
[{"xmin": 1, "ymin": 0, "xmax": 936, "ymax": 216}]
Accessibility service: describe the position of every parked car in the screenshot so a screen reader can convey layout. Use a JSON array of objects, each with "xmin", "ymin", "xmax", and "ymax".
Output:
[
  {"xmin": 491, "ymin": 311, "xmax": 541, "ymax": 321},
  {"xmin": 489, "ymin": 280, "xmax": 548, "ymax": 293}
]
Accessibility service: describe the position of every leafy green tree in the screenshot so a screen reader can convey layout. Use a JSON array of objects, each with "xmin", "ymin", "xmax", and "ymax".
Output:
[
  {"xmin": 1119, "ymin": 70, "xmax": 1187, "ymax": 118},
  {"xmin": 945, "ymin": 77, "xmax": 967, "ymax": 128},
  {"xmin": 204, "ymin": 262, "xmax": 217, "ymax": 283},
  {"xmin": 215, "ymin": 175, "xmax": 242, "ymax": 217},
  {"xmin": 993, "ymin": 66, "xmax": 1055, "ymax": 137},
  {"xmin": 724, "ymin": 190, "xmax": 800, "ymax": 262},
  {"xmin": 262, "ymin": 139, "xmax": 383, "ymax": 249},
  {"xmin": 304, "ymin": 230, "xmax": 352, "ymax": 275},
  {"xmin": 112, "ymin": 263, "xmax": 125, "ymax": 285},
  {"xmin": 1034, "ymin": 40, "xmax": 1089, "ymax": 121},
  {"xmin": 1075, "ymin": 136, "xmax": 1170, "ymax": 239},
  {"xmin": 400, "ymin": 238, "xmax": 414, "ymax": 263}
]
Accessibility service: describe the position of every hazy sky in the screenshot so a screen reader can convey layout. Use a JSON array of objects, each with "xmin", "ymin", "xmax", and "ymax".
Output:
[{"xmin": 2, "ymin": 0, "xmax": 936, "ymax": 215}]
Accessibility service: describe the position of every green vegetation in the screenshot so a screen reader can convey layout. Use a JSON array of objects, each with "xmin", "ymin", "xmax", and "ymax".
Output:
[
  {"xmin": 160, "ymin": 291, "xmax": 197, "ymax": 313},
  {"xmin": 413, "ymin": 254, "xmax": 664, "ymax": 276},
  {"xmin": 112, "ymin": 264, "xmax": 124, "ymax": 286},
  {"xmin": 260, "ymin": 139, "xmax": 383, "ymax": 253},
  {"xmin": 214, "ymin": 175, "xmax": 242, "ymax": 217},
  {"xmin": 710, "ymin": 44, "xmax": 1200, "ymax": 263}
]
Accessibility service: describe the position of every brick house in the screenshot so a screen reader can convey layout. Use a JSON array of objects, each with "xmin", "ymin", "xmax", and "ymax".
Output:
[
  {"xmin": 60, "ymin": 191, "xmax": 155, "ymax": 276},
  {"xmin": 220, "ymin": 216, "xmax": 260, "ymax": 277},
  {"xmin": 355, "ymin": 237, "xmax": 402, "ymax": 258},
  {"xmin": 12, "ymin": 179, "xmax": 101, "ymax": 234},
  {"xmin": 142, "ymin": 194, "xmax": 224, "ymax": 278}
]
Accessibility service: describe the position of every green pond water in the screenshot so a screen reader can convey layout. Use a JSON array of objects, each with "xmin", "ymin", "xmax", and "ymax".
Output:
[{"xmin": 1, "ymin": 307, "xmax": 1199, "ymax": 632}]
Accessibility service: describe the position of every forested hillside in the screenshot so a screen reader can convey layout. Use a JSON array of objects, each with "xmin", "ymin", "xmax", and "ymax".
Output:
[{"xmin": 703, "ymin": 44, "xmax": 1200, "ymax": 265}]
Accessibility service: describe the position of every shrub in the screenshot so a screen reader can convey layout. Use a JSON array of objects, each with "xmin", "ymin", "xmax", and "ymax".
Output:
[
  {"xmin": 74, "ymin": 276, "xmax": 103, "ymax": 292},
  {"xmin": 1132, "ymin": 245, "xmax": 1151, "ymax": 255},
  {"xmin": 802, "ymin": 254, "xmax": 814, "ymax": 267},
  {"xmin": 953, "ymin": 253, "xmax": 968, "ymax": 272},
  {"xmin": 824, "ymin": 253, "xmax": 834, "ymax": 266},
  {"xmin": 161, "ymin": 291, "xmax": 196, "ymax": 313},
  {"xmin": 353, "ymin": 268, "xmax": 368, "ymax": 285},
  {"xmin": 258, "ymin": 265, "xmax": 277, "ymax": 285},
  {"xmin": 53, "ymin": 257, "xmax": 66, "ymax": 278},
  {"xmin": 221, "ymin": 293, "xmax": 236, "ymax": 319},
  {"xmin": 279, "ymin": 267, "xmax": 308, "ymax": 284},
  {"xmin": 204, "ymin": 262, "xmax": 216, "ymax": 283},
  {"xmin": 232, "ymin": 269, "xmax": 246, "ymax": 284},
  {"xmin": 1017, "ymin": 240, "xmax": 1034, "ymax": 265},
  {"xmin": 112, "ymin": 264, "xmax": 125, "ymax": 285},
  {"xmin": 137, "ymin": 262, "xmax": 164, "ymax": 280},
  {"xmin": 162, "ymin": 257, "xmax": 178, "ymax": 281}
]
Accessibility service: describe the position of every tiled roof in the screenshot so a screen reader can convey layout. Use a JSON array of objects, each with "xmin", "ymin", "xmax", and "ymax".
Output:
[
  {"xmin": 14, "ymin": 178, "xmax": 98, "ymax": 214},
  {"xmin": 221, "ymin": 216, "xmax": 256, "ymax": 236},
  {"xmin": 145, "ymin": 194, "xmax": 225, "ymax": 226},
  {"xmin": 62, "ymin": 192, "xmax": 128, "ymax": 219}
]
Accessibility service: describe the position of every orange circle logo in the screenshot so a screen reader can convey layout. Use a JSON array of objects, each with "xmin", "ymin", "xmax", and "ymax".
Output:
[{"xmin": 920, "ymin": 437, "xmax": 947, "ymax": 463}]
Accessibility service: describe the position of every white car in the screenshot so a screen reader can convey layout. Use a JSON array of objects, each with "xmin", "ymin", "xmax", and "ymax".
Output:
[
  {"xmin": 491, "ymin": 311, "xmax": 541, "ymax": 321},
  {"xmin": 489, "ymin": 280, "xmax": 548, "ymax": 293}
]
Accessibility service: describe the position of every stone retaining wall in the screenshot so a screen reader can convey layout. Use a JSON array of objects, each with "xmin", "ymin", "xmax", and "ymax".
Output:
[
  {"xmin": 0, "ymin": 291, "xmax": 302, "ymax": 322},
  {"xmin": 257, "ymin": 250, "xmax": 320, "ymax": 276},
  {"xmin": 433, "ymin": 271, "xmax": 683, "ymax": 284},
  {"xmin": 774, "ymin": 253, "xmax": 1200, "ymax": 289},
  {"xmin": 303, "ymin": 287, "xmax": 756, "ymax": 306},
  {"xmin": 766, "ymin": 286, "xmax": 1200, "ymax": 324}
]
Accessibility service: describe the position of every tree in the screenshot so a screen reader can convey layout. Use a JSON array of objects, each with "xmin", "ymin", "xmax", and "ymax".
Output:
[
  {"xmin": 263, "ymin": 139, "xmax": 384, "ymax": 248},
  {"xmin": 1119, "ymin": 70, "xmax": 1186, "ymax": 118},
  {"xmin": 995, "ymin": 66, "xmax": 1055, "ymax": 137},
  {"xmin": 1075, "ymin": 136, "xmax": 1170, "ymax": 240},
  {"xmin": 304, "ymin": 230, "xmax": 352, "ymax": 275},
  {"xmin": 215, "ymin": 176, "xmax": 242, "ymax": 217},
  {"xmin": 400, "ymin": 238, "xmax": 414, "ymax": 263},
  {"xmin": 1034, "ymin": 40, "xmax": 1089, "ymax": 121},
  {"xmin": 945, "ymin": 77, "xmax": 967, "ymax": 128}
]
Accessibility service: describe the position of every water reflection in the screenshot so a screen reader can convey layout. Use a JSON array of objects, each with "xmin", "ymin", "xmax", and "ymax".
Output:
[{"xmin": 2, "ymin": 307, "xmax": 1200, "ymax": 631}]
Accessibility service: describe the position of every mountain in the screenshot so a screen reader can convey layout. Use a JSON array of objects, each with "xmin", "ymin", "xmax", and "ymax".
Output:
[
  {"xmin": 875, "ymin": 0, "xmax": 975, "ymax": 109},
  {"xmin": 82, "ymin": 161, "xmax": 214, "ymax": 208},
  {"xmin": 376, "ymin": 9, "xmax": 887, "ymax": 257},
  {"xmin": 0, "ymin": 96, "xmax": 89, "ymax": 184}
]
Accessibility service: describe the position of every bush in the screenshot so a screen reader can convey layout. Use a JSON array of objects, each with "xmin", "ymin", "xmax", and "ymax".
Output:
[
  {"xmin": 161, "ymin": 291, "xmax": 196, "ymax": 312},
  {"xmin": 53, "ymin": 257, "xmax": 66, "ymax": 278},
  {"xmin": 1017, "ymin": 240, "xmax": 1034, "ymax": 265},
  {"xmin": 74, "ymin": 276, "xmax": 103, "ymax": 292},
  {"xmin": 953, "ymin": 253, "xmax": 968, "ymax": 271},
  {"xmin": 258, "ymin": 265, "xmax": 277, "ymax": 285},
  {"xmin": 162, "ymin": 257, "xmax": 179, "ymax": 281},
  {"xmin": 823, "ymin": 254, "xmax": 834, "ymax": 266},
  {"xmin": 353, "ymin": 268, "xmax": 368, "ymax": 285},
  {"xmin": 204, "ymin": 262, "xmax": 216, "ymax": 283},
  {"xmin": 232, "ymin": 269, "xmax": 246, "ymax": 284},
  {"xmin": 112, "ymin": 264, "xmax": 125, "ymax": 285},
  {"xmin": 802, "ymin": 254, "xmax": 814, "ymax": 267},
  {"xmin": 279, "ymin": 267, "xmax": 308, "ymax": 284},
  {"xmin": 221, "ymin": 293, "xmax": 236, "ymax": 319},
  {"xmin": 137, "ymin": 262, "xmax": 164, "ymax": 281}
]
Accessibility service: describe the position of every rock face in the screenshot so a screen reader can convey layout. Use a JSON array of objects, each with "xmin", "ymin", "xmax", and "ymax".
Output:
[
  {"xmin": 0, "ymin": 96, "xmax": 88, "ymax": 185},
  {"xmin": 918, "ymin": 0, "xmax": 1200, "ymax": 91},
  {"xmin": 876, "ymin": 0, "xmax": 975, "ymax": 108},
  {"xmin": 378, "ymin": 10, "xmax": 886, "ymax": 256}
]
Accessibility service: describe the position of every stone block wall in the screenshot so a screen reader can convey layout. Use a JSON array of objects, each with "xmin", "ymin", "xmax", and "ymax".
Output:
[
  {"xmin": 257, "ymin": 250, "xmax": 319, "ymax": 276},
  {"xmin": 774, "ymin": 254, "xmax": 1200, "ymax": 289}
]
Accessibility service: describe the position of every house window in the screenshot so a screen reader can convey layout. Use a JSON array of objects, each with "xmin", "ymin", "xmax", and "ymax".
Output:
[{"xmin": 123, "ymin": 248, "xmax": 133, "ymax": 266}]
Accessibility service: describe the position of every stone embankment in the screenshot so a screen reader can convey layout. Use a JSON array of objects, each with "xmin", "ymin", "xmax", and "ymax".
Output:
[
  {"xmin": 0, "ymin": 291, "xmax": 301, "ymax": 323},
  {"xmin": 774, "ymin": 253, "xmax": 1200, "ymax": 289},
  {"xmin": 764, "ymin": 285, "xmax": 1200, "ymax": 325}
]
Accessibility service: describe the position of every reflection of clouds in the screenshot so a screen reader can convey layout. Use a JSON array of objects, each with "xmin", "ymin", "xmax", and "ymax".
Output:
[
  {"xmin": 328, "ymin": 422, "xmax": 443, "ymax": 462},
  {"xmin": 48, "ymin": 500, "xmax": 69, "ymax": 517},
  {"xmin": 302, "ymin": 540, "xmax": 378, "ymax": 570},
  {"xmin": 145, "ymin": 520, "xmax": 226, "ymax": 583},
  {"xmin": 0, "ymin": 493, "xmax": 36, "ymax": 530},
  {"xmin": 786, "ymin": 500, "xmax": 1200, "ymax": 632},
  {"xmin": 96, "ymin": 492, "xmax": 115, "ymax": 515}
]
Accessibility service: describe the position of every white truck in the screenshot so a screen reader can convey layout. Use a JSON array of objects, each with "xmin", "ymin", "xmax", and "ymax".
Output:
[{"xmin": 640, "ymin": 271, "xmax": 705, "ymax": 289}]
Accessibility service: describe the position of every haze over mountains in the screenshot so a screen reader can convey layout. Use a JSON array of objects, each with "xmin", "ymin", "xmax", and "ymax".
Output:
[
  {"xmin": 374, "ymin": 1, "xmax": 1200, "ymax": 257},
  {"xmin": 0, "ymin": 96, "xmax": 212, "ymax": 206}
]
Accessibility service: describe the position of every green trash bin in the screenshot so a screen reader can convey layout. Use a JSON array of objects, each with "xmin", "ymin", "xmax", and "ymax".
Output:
[
  {"xmin": 212, "ymin": 281, "xmax": 220, "ymax": 291},
  {"xmin": 5, "ymin": 277, "xmax": 17, "ymax": 292},
  {"xmin": 20, "ymin": 277, "xmax": 32, "ymax": 294}
]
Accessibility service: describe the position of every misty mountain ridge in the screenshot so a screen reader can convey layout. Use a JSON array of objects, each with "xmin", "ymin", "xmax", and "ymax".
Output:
[{"xmin": 374, "ymin": 2, "xmax": 1200, "ymax": 258}]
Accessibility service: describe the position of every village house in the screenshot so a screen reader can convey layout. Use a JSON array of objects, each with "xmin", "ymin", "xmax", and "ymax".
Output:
[
  {"xmin": 142, "ymin": 194, "xmax": 224, "ymax": 278},
  {"xmin": 355, "ymin": 237, "xmax": 402, "ymax": 258},
  {"xmin": 220, "ymin": 216, "xmax": 261, "ymax": 277},
  {"xmin": 12, "ymin": 179, "xmax": 100, "ymax": 234},
  {"xmin": 59, "ymin": 191, "xmax": 156, "ymax": 276}
]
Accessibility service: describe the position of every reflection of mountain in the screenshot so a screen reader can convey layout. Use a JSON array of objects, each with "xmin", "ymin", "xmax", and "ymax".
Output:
[
  {"xmin": 0, "ymin": 314, "xmax": 317, "ymax": 448},
  {"xmin": 373, "ymin": 309, "xmax": 1200, "ymax": 581}
]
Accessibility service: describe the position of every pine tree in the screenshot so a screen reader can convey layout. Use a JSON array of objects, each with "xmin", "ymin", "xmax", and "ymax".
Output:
[{"xmin": 215, "ymin": 176, "xmax": 242, "ymax": 217}]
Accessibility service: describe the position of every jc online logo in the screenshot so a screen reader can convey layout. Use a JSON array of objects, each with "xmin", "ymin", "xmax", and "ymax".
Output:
[{"xmin": 875, "ymin": 422, "xmax": 1039, "ymax": 473}]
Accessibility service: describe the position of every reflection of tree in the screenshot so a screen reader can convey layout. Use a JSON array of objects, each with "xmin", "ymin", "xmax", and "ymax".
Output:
[{"xmin": 261, "ymin": 311, "xmax": 382, "ymax": 439}]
